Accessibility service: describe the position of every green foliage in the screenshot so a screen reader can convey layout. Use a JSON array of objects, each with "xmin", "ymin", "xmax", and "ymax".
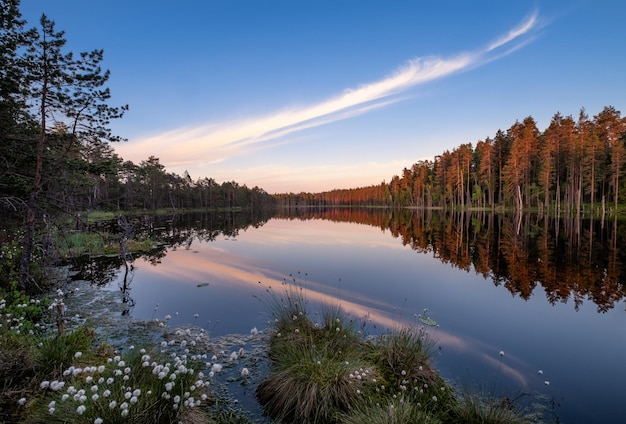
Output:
[
  {"xmin": 368, "ymin": 325, "xmax": 437, "ymax": 390},
  {"xmin": 0, "ymin": 236, "xmax": 22, "ymax": 286},
  {"xmin": 52, "ymin": 228, "xmax": 157, "ymax": 259},
  {"xmin": 259, "ymin": 285, "xmax": 450, "ymax": 423},
  {"xmin": 0, "ymin": 288, "xmax": 49, "ymax": 420},
  {"xmin": 259, "ymin": 287, "xmax": 367, "ymax": 422},
  {"xmin": 451, "ymin": 391, "xmax": 529, "ymax": 424},
  {"xmin": 340, "ymin": 398, "xmax": 444, "ymax": 424},
  {"xmin": 35, "ymin": 325, "xmax": 97, "ymax": 377},
  {"xmin": 83, "ymin": 211, "xmax": 117, "ymax": 222},
  {"xmin": 23, "ymin": 343, "xmax": 212, "ymax": 424},
  {"xmin": 54, "ymin": 232, "xmax": 107, "ymax": 258},
  {"xmin": 0, "ymin": 283, "xmax": 47, "ymax": 336}
]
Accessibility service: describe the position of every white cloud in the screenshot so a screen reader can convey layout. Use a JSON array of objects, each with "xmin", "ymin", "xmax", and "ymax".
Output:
[
  {"xmin": 116, "ymin": 11, "xmax": 540, "ymax": 168},
  {"xmin": 487, "ymin": 10, "xmax": 539, "ymax": 52}
]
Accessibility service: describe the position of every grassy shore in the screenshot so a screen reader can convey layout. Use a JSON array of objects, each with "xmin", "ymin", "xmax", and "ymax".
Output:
[{"xmin": 0, "ymin": 277, "xmax": 555, "ymax": 423}]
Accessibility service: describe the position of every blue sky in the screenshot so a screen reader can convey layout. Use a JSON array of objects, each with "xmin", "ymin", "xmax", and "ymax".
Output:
[{"xmin": 20, "ymin": 1, "xmax": 626, "ymax": 193}]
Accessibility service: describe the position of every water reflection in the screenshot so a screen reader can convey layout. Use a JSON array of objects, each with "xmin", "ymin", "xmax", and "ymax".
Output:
[
  {"xmin": 278, "ymin": 208, "xmax": 626, "ymax": 312},
  {"xmin": 63, "ymin": 209, "xmax": 626, "ymax": 423},
  {"xmin": 68, "ymin": 209, "xmax": 626, "ymax": 320},
  {"xmin": 65, "ymin": 210, "xmax": 275, "ymax": 317}
]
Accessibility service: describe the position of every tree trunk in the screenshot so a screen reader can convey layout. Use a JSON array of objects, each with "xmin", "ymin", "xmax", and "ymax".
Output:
[{"xmin": 19, "ymin": 78, "xmax": 48, "ymax": 289}]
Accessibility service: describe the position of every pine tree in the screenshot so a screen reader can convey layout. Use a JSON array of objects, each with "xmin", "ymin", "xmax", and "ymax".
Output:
[{"xmin": 18, "ymin": 13, "xmax": 127, "ymax": 288}]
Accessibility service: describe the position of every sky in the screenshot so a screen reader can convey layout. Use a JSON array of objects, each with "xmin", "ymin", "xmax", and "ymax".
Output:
[{"xmin": 19, "ymin": 0, "xmax": 626, "ymax": 194}]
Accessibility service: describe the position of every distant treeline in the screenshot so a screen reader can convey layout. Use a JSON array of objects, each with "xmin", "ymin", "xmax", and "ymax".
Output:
[
  {"xmin": 0, "ymin": 146, "xmax": 277, "ymax": 214},
  {"xmin": 275, "ymin": 106, "xmax": 626, "ymax": 216}
]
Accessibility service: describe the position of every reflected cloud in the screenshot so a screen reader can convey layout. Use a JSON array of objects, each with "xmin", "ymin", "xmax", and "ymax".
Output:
[
  {"xmin": 240, "ymin": 218, "xmax": 409, "ymax": 251},
  {"xmin": 132, "ymin": 242, "xmax": 457, "ymax": 341},
  {"xmin": 117, "ymin": 11, "xmax": 541, "ymax": 166},
  {"xmin": 480, "ymin": 352, "xmax": 529, "ymax": 387}
]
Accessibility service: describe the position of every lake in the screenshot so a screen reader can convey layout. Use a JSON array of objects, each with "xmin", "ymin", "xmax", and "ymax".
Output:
[{"xmin": 68, "ymin": 209, "xmax": 626, "ymax": 423}]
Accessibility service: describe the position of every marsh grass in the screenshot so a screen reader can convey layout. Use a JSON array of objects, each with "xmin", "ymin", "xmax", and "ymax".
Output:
[
  {"xmin": 258, "ymin": 285, "xmax": 535, "ymax": 424},
  {"xmin": 339, "ymin": 397, "xmax": 444, "ymax": 424},
  {"xmin": 452, "ymin": 391, "xmax": 529, "ymax": 424},
  {"xmin": 54, "ymin": 230, "xmax": 157, "ymax": 258},
  {"xmin": 34, "ymin": 325, "xmax": 98, "ymax": 376},
  {"xmin": 55, "ymin": 231, "xmax": 108, "ymax": 258},
  {"xmin": 23, "ymin": 341, "xmax": 213, "ymax": 424}
]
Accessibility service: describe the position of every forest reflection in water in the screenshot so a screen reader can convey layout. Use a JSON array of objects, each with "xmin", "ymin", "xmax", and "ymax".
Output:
[
  {"xmin": 66, "ymin": 208, "xmax": 626, "ymax": 423},
  {"xmin": 70, "ymin": 208, "xmax": 626, "ymax": 314},
  {"xmin": 275, "ymin": 207, "xmax": 626, "ymax": 313}
]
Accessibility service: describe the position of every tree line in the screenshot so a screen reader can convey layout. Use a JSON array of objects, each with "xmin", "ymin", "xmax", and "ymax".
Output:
[
  {"xmin": 0, "ymin": 0, "xmax": 275, "ymax": 288},
  {"xmin": 276, "ymin": 107, "xmax": 626, "ymax": 216}
]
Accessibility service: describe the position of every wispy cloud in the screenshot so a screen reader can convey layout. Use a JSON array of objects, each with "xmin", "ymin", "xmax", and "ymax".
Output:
[
  {"xmin": 487, "ymin": 10, "xmax": 539, "ymax": 52},
  {"xmin": 117, "ymin": 11, "xmax": 540, "ymax": 166}
]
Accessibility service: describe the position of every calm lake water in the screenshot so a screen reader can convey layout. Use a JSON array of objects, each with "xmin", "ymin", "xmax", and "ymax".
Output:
[{"xmin": 72, "ymin": 210, "xmax": 626, "ymax": 423}]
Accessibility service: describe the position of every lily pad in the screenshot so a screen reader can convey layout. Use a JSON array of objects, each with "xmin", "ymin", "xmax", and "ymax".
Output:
[{"xmin": 419, "ymin": 317, "xmax": 437, "ymax": 326}]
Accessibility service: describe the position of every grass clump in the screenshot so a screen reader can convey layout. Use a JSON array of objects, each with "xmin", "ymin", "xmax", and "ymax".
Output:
[
  {"xmin": 451, "ymin": 391, "xmax": 529, "ymax": 424},
  {"xmin": 257, "ymin": 288, "xmax": 368, "ymax": 422},
  {"xmin": 54, "ymin": 230, "xmax": 157, "ymax": 258},
  {"xmin": 34, "ymin": 325, "xmax": 98, "ymax": 376},
  {"xmin": 340, "ymin": 398, "xmax": 444, "ymax": 424},
  {"xmin": 56, "ymin": 232, "xmax": 107, "ymax": 258},
  {"xmin": 257, "ymin": 286, "xmax": 534, "ymax": 424}
]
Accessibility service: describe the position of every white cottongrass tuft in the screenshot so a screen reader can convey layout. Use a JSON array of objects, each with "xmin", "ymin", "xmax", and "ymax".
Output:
[{"xmin": 50, "ymin": 380, "xmax": 65, "ymax": 391}]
